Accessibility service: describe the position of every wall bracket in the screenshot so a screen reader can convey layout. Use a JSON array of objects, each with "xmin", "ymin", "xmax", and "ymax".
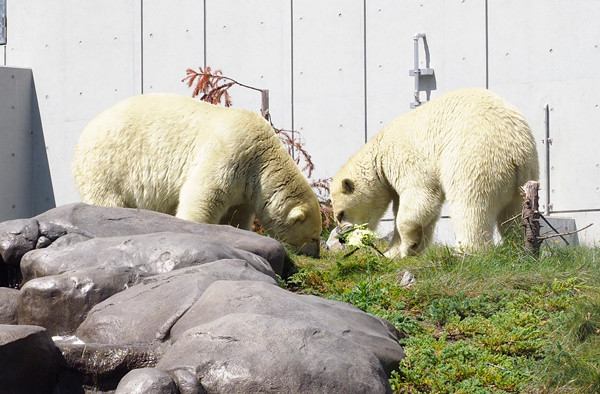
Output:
[
  {"xmin": 409, "ymin": 33, "xmax": 435, "ymax": 109},
  {"xmin": 0, "ymin": 0, "xmax": 6, "ymax": 45}
]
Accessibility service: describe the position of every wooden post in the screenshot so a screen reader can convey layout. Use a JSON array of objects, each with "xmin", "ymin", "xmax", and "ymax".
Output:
[{"xmin": 522, "ymin": 181, "xmax": 541, "ymax": 255}]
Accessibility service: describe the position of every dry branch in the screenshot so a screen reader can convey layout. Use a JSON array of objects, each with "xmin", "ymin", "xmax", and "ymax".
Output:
[
  {"xmin": 501, "ymin": 213, "xmax": 522, "ymax": 227},
  {"xmin": 537, "ymin": 223, "xmax": 593, "ymax": 240}
]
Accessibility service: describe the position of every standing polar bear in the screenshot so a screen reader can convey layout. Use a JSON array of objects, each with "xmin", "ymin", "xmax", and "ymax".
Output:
[
  {"xmin": 72, "ymin": 93, "xmax": 322, "ymax": 257},
  {"xmin": 331, "ymin": 88, "xmax": 539, "ymax": 258}
]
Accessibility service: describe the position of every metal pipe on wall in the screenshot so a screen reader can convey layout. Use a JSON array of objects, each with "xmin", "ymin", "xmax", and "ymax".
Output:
[
  {"xmin": 0, "ymin": 0, "xmax": 6, "ymax": 46},
  {"xmin": 413, "ymin": 33, "xmax": 426, "ymax": 105},
  {"xmin": 544, "ymin": 104, "xmax": 552, "ymax": 215}
]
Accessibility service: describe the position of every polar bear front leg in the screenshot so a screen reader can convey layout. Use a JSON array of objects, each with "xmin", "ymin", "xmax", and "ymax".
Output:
[
  {"xmin": 176, "ymin": 181, "xmax": 224, "ymax": 224},
  {"xmin": 385, "ymin": 185, "xmax": 443, "ymax": 258},
  {"xmin": 385, "ymin": 219, "xmax": 428, "ymax": 259},
  {"xmin": 385, "ymin": 195, "xmax": 402, "ymax": 256},
  {"xmin": 175, "ymin": 160, "xmax": 236, "ymax": 224},
  {"xmin": 221, "ymin": 203, "xmax": 256, "ymax": 230}
]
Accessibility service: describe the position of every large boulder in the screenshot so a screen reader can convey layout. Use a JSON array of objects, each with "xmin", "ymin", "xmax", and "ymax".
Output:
[
  {"xmin": 17, "ymin": 230, "xmax": 276, "ymax": 336},
  {"xmin": 56, "ymin": 338, "xmax": 162, "ymax": 392},
  {"xmin": 18, "ymin": 266, "xmax": 151, "ymax": 335},
  {"xmin": 76, "ymin": 259, "xmax": 278, "ymax": 346},
  {"xmin": 0, "ymin": 325, "xmax": 61, "ymax": 393},
  {"xmin": 0, "ymin": 219, "xmax": 39, "ymax": 266},
  {"xmin": 75, "ymin": 259, "xmax": 404, "ymax": 393},
  {"xmin": 115, "ymin": 368, "xmax": 178, "ymax": 394},
  {"xmin": 0, "ymin": 205, "xmax": 406, "ymax": 393},
  {"xmin": 0, "ymin": 288, "xmax": 19, "ymax": 324},
  {"xmin": 157, "ymin": 313, "xmax": 392, "ymax": 394},
  {"xmin": 20, "ymin": 231, "xmax": 275, "ymax": 283},
  {"xmin": 170, "ymin": 279, "xmax": 403, "ymax": 376},
  {"xmin": 0, "ymin": 203, "xmax": 286, "ymax": 283}
]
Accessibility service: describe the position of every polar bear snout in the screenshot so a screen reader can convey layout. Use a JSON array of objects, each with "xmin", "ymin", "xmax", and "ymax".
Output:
[
  {"xmin": 296, "ymin": 238, "xmax": 321, "ymax": 258},
  {"xmin": 336, "ymin": 221, "xmax": 354, "ymax": 234}
]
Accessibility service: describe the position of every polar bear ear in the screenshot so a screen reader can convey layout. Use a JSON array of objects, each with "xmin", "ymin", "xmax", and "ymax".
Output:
[
  {"xmin": 342, "ymin": 179, "xmax": 355, "ymax": 194},
  {"xmin": 288, "ymin": 206, "xmax": 306, "ymax": 223}
]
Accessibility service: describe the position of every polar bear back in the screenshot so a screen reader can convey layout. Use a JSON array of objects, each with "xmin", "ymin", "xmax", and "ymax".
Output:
[
  {"xmin": 72, "ymin": 93, "xmax": 275, "ymax": 213},
  {"xmin": 378, "ymin": 88, "xmax": 538, "ymax": 194}
]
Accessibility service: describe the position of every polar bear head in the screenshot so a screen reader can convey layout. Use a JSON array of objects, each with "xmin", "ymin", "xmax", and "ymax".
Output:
[
  {"xmin": 284, "ymin": 202, "xmax": 322, "ymax": 257},
  {"xmin": 262, "ymin": 199, "xmax": 322, "ymax": 258},
  {"xmin": 331, "ymin": 170, "xmax": 392, "ymax": 233},
  {"xmin": 332, "ymin": 178, "xmax": 377, "ymax": 230}
]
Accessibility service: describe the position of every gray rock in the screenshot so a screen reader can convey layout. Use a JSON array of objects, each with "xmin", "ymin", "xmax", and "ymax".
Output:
[
  {"xmin": 0, "ymin": 218, "xmax": 39, "ymax": 265},
  {"xmin": 0, "ymin": 287, "xmax": 19, "ymax": 324},
  {"xmin": 170, "ymin": 279, "xmax": 404, "ymax": 376},
  {"xmin": 76, "ymin": 259, "xmax": 278, "ymax": 346},
  {"xmin": 0, "ymin": 324, "xmax": 60, "ymax": 393},
  {"xmin": 158, "ymin": 313, "xmax": 392, "ymax": 394},
  {"xmin": 18, "ymin": 231, "xmax": 275, "ymax": 336},
  {"xmin": 324, "ymin": 226, "xmax": 345, "ymax": 251},
  {"xmin": 0, "ymin": 205, "xmax": 405, "ymax": 393},
  {"xmin": 37, "ymin": 203, "xmax": 286, "ymax": 275},
  {"xmin": 0, "ymin": 218, "xmax": 40, "ymax": 286},
  {"xmin": 0, "ymin": 203, "xmax": 286, "ymax": 277},
  {"xmin": 20, "ymin": 231, "xmax": 275, "ymax": 283},
  {"xmin": 47, "ymin": 232, "xmax": 91, "ymax": 248},
  {"xmin": 115, "ymin": 368, "xmax": 178, "ymax": 394},
  {"xmin": 55, "ymin": 338, "xmax": 163, "ymax": 392},
  {"xmin": 18, "ymin": 266, "xmax": 151, "ymax": 335},
  {"xmin": 398, "ymin": 270, "xmax": 416, "ymax": 287}
]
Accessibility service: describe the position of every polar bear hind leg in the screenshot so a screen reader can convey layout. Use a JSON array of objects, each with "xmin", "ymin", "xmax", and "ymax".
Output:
[
  {"xmin": 496, "ymin": 192, "xmax": 524, "ymax": 240},
  {"xmin": 450, "ymin": 202, "xmax": 496, "ymax": 252}
]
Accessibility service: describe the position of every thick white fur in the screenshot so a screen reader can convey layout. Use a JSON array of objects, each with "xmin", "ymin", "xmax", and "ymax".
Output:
[
  {"xmin": 331, "ymin": 88, "xmax": 539, "ymax": 258},
  {"xmin": 72, "ymin": 93, "xmax": 322, "ymax": 256}
]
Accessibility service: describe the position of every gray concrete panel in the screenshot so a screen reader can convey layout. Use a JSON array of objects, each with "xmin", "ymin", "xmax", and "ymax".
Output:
[
  {"xmin": 204, "ymin": 0, "xmax": 292, "ymax": 129},
  {"xmin": 488, "ymin": 0, "xmax": 600, "ymax": 213},
  {"xmin": 5, "ymin": 1, "xmax": 142, "ymax": 206},
  {"xmin": 143, "ymin": 0, "xmax": 205, "ymax": 96},
  {"xmin": 292, "ymin": 0, "xmax": 365, "ymax": 180},
  {"xmin": 0, "ymin": 67, "xmax": 33, "ymax": 220},
  {"xmin": 1, "ymin": 0, "xmax": 599, "ymax": 244}
]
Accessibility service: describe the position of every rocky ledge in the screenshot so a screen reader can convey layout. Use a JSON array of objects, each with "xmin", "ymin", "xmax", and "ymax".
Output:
[{"xmin": 0, "ymin": 203, "xmax": 404, "ymax": 393}]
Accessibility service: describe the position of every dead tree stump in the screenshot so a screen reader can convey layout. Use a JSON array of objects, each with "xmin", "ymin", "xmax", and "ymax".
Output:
[{"xmin": 522, "ymin": 181, "xmax": 541, "ymax": 255}]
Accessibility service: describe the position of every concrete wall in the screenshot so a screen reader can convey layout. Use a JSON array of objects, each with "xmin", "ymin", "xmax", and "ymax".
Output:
[
  {"xmin": 1, "ymin": 1, "xmax": 599, "ymax": 244},
  {"xmin": 0, "ymin": 66, "xmax": 54, "ymax": 221},
  {"xmin": 0, "ymin": 67, "xmax": 33, "ymax": 221}
]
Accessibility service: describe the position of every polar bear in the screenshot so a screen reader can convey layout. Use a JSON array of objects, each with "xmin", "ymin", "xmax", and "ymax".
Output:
[
  {"xmin": 331, "ymin": 88, "xmax": 539, "ymax": 258},
  {"xmin": 72, "ymin": 93, "xmax": 322, "ymax": 257}
]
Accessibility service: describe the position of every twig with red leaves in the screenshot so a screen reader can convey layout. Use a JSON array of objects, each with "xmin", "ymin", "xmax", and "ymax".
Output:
[{"xmin": 183, "ymin": 66, "xmax": 266, "ymax": 107}]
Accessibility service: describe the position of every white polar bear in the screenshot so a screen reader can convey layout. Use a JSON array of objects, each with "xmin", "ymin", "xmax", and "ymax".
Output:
[
  {"xmin": 72, "ymin": 93, "xmax": 322, "ymax": 257},
  {"xmin": 331, "ymin": 88, "xmax": 539, "ymax": 258}
]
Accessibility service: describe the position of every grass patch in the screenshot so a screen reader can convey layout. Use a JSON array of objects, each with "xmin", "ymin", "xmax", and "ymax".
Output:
[{"xmin": 284, "ymin": 231, "xmax": 600, "ymax": 393}]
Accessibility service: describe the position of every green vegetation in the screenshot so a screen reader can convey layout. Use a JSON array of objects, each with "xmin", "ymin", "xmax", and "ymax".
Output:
[{"xmin": 283, "ymin": 227, "xmax": 600, "ymax": 393}]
